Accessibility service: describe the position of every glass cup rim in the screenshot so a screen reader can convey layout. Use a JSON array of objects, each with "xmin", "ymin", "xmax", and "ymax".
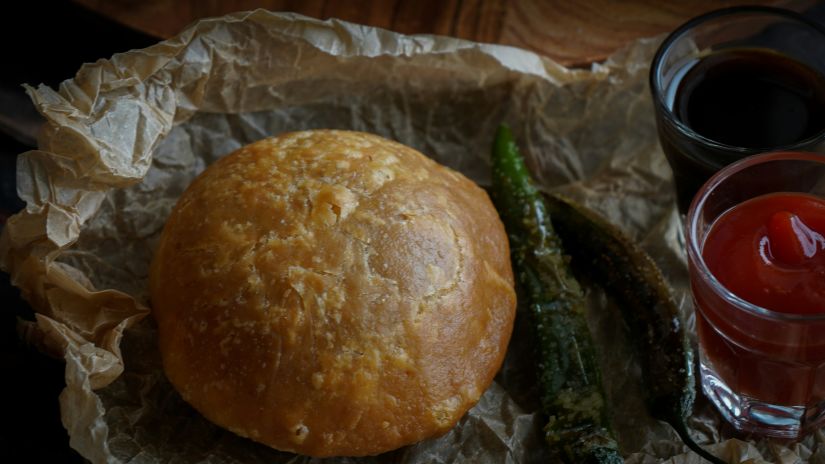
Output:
[
  {"xmin": 649, "ymin": 5, "xmax": 825, "ymax": 155},
  {"xmin": 686, "ymin": 151, "xmax": 825, "ymax": 322}
]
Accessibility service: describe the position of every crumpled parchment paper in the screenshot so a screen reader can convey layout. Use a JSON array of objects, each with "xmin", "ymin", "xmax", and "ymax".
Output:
[{"xmin": 2, "ymin": 9, "xmax": 824, "ymax": 464}]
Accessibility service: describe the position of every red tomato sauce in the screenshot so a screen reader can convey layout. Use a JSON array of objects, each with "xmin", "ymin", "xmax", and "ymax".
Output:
[
  {"xmin": 704, "ymin": 192, "xmax": 825, "ymax": 314},
  {"xmin": 696, "ymin": 192, "xmax": 825, "ymax": 405}
]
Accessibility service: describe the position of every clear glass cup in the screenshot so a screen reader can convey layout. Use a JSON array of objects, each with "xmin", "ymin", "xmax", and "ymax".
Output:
[
  {"xmin": 687, "ymin": 151, "xmax": 825, "ymax": 438},
  {"xmin": 650, "ymin": 6, "xmax": 825, "ymax": 213}
]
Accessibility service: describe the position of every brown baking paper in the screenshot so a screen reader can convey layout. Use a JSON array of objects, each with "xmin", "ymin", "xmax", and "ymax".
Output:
[{"xmin": 2, "ymin": 9, "xmax": 823, "ymax": 464}]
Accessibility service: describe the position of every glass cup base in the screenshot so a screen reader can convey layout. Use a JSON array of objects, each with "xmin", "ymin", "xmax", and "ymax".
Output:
[{"xmin": 700, "ymin": 359, "xmax": 825, "ymax": 438}]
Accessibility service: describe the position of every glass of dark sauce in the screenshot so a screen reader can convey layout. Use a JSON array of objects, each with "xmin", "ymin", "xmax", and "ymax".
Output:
[{"xmin": 650, "ymin": 6, "xmax": 825, "ymax": 213}]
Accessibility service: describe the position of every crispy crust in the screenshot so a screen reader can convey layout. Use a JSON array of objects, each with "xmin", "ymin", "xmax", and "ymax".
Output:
[{"xmin": 149, "ymin": 130, "xmax": 516, "ymax": 457}]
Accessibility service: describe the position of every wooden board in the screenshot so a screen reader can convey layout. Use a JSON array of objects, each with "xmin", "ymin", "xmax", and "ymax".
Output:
[{"xmin": 74, "ymin": 0, "xmax": 811, "ymax": 65}]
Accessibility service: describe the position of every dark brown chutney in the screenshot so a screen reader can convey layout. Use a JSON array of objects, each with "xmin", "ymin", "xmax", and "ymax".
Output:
[{"xmin": 657, "ymin": 48, "xmax": 825, "ymax": 212}]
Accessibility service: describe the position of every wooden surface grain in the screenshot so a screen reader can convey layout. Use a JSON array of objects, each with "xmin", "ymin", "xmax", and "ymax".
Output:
[{"xmin": 73, "ymin": 0, "xmax": 811, "ymax": 66}]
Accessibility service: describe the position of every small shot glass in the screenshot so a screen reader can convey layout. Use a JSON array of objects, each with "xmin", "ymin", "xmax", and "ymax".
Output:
[
  {"xmin": 687, "ymin": 151, "xmax": 825, "ymax": 438},
  {"xmin": 650, "ymin": 6, "xmax": 825, "ymax": 213}
]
